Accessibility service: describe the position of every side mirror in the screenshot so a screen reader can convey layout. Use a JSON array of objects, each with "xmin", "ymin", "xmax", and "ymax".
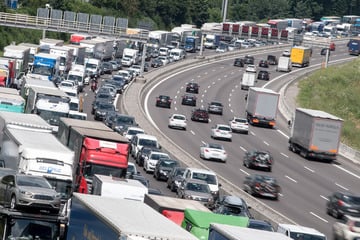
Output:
[{"xmin": 218, "ymin": 183, "xmax": 222, "ymax": 187}]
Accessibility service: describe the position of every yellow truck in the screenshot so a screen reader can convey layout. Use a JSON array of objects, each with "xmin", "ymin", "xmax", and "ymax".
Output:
[{"xmin": 290, "ymin": 46, "xmax": 312, "ymax": 67}]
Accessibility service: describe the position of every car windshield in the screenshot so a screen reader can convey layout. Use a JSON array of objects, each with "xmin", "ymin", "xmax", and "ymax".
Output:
[
  {"xmin": 160, "ymin": 160, "xmax": 178, "ymax": 167},
  {"xmin": 192, "ymin": 172, "xmax": 217, "ymax": 185},
  {"xmin": 139, "ymin": 139, "xmax": 157, "ymax": 148},
  {"xmin": 174, "ymin": 168, "xmax": 185, "ymax": 176},
  {"xmin": 186, "ymin": 182, "xmax": 209, "ymax": 193},
  {"xmin": 17, "ymin": 175, "xmax": 51, "ymax": 189},
  {"xmin": 218, "ymin": 126, "xmax": 231, "ymax": 131},
  {"xmin": 116, "ymin": 116, "xmax": 134, "ymax": 125},
  {"xmin": 83, "ymin": 163, "xmax": 123, "ymax": 179},
  {"xmin": 208, "ymin": 143, "xmax": 223, "ymax": 150},
  {"xmin": 99, "ymin": 103, "xmax": 114, "ymax": 110},
  {"xmin": 150, "ymin": 153, "xmax": 169, "ymax": 160},
  {"xmin": 211, "ymin": 102, "xmax": 222, "ymax": 106},
  {"xmin": 235, "ymin": 118, "xmax": 247, "ymax": 123},
  {"xmin": 344, "ymin": 195, "xmax": 360, "ymax": 204},
  {"xmin": 128, "ymin": 129, "xmax": 143, "ymax": 135},
  {"xmin": 220, "ymin": 205, "xmax": 246, "ymax": 216},
  {"xmin": 248, "ymin": 221, "xmax": 273, "ymax": 231},
  {"xmin": 173, "ymin": 115, "xmax": 185, "ymax": 120},
  {"xmin": 127, "ymin": 164, "xmax": 136, "ymax": 175}
]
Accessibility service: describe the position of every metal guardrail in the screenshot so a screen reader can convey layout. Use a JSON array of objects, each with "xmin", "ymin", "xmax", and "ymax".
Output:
[{"xmin": 0, "ymin": 12, "xmax": 149, "ymax": 40}]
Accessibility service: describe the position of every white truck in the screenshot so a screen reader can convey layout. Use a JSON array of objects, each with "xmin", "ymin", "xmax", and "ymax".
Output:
[
  {"xmin": 276, "ymin": 56, "xmax": 292, "ymax": 72},
  {"xmin": 245, "ymin": 87, "xmax": 280, "ymax": 128},
  {"xmin": 277, "ymin": 224, "xmax": 327, "ymax": 240},
  {"xmin": 49, "ymin": 45, "xmax": 74, "ymax": 73},
  {"xmin": 18, "ymin": 42, "xmax": 40, "ymax": 68},
  {"xmin": 209, "ymin": 223, "xmax": 293, "ymax": 240},
  {"xmin": 0, "ymin": 112, "xmax": 74, "ymax": 200},
  {"xmin": 148, "ymin": 30, "xmax": 172, "ymax": 49},
  {"xmin": 0, "ymin": 87, "xmax": 25, "ymax": 113},
  {"xmin": 39, "ymin": 38, "xmax": 64, "ymax": 53},
  {"xmin": 80, "ymin": 38, "xmax": 114, "ymax": 61},
  {"xmin": 66, "ymin": 193, "xmax": 198, "ymax": 240},
  {"xmin": 20, "ymin": 74, "xmax": 56, "ymax": 99},
  {"xmin": 289, "ymin": 108, "xmax": 343, "ymax": 162},
  {"xmin": 122, "ymin": 48, "xmax": 139, "ymax": 67},
  {"xmin": 92, "ymin": 174, "xmax": 148, "ymax": 201},
  {"xmin": 63, "ymin": 44, "xmax": 87, "ymax": 65},
  {"xmin": 241, "ymin": 72, "xmax": 256, "ymax": 90},
  {"xmin": 25, "ymin": 85, "xmax": 71, "ymax": 132},
  {"xmin": 3, "ymin": 44, "xmax": 31, "ymax": 83},
  {"xmin": 84, "ymin": 58, "xmax": 101, "ymax": 78},
  {"xmin": 67, "ymin": 64, "xmax": 86, "ymax": 89}
]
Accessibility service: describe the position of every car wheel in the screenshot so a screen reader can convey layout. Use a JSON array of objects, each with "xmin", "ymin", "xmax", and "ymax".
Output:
[
  {"xmin": 170, "ymin": 183, "xmax": 175, "ymax": 192},
  {"xmin": 10, "ymin": 195, "xmax": 17, "ymax": 210},
  {"xmin": 268, "ymin": 167, "xmax": 272, "ymax": 172}
]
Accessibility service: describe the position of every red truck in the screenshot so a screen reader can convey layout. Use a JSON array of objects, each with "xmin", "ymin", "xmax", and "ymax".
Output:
[{"xmin": 57, "ymin": 118, "xmax": 129, "ymax": 193}]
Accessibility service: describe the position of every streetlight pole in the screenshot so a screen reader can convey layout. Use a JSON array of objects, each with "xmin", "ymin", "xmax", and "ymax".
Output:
[{"xmin": 222, "ymin": 0, "xmax": 229, "ymax": 23}]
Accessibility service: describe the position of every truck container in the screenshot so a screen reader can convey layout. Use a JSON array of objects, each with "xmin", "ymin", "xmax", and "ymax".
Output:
[
  {"xmin": 0, "ymin": 57, "xmax": 16, "ymax": 87},
  {"xmin": 39, "ymin": 38, "xmax": 64, "ymax": 53},
  {"xmin": 171, "ymin": 26, "xmax": 202, "ymax": 48},
  {"xmin": 181, "ymin": 209, "xmax": 249, "ymax": 240},
  {"xmin": 241, "ymin": 72, "xmax": 256, "ymax": 90},
  {"xmin": 209, "ymin": 223, "xmax": 293, "ymax": 240},
  {"xmin": 347, "ymin": 38, "xmax": 360, "ymax": 55},
  {"xmin": 0, "ymin": 205, "xmax": 67, "ymax": 240},
  {"xmin": 63, "ymin": 44, "xmax": 87, "ymax": 65},
  {"xmin": 144, "ymin": 194, "xmax": 211, "ymax": 225},
  {"xmin": 20, "ymin": 74, "xmax": 56, "ymax": 99},
  {"xmin": 3, "ymin": 45, "xmax": 30, "ymax": 76},
  {"xmin": 289, "ymin": 108, "xmax": 343, "ymax": 162},
  {"xmin": 56, "ymin": 118, "xmax": 129, "ymax": 194},
  {"xmin": 290, "ymin": 46, "xmax": 311, "ymax": 67},
  {"xmin": 276, "ymin": 56, "xmax": 292, "ymax": 72},
  {"xmin": 66, "ymin": 193, "xmax": 198, "ymax": 240},
  {"xmin": 0, "ymin": 112, "xmax": 74, "ymax": 200},
  {"xmin": 245, "ymin": 87, "xmax": 280, "ymax": 128},
  {"xmin": 122, "ymin": 48, "xmax": 139, "ymax": 67},
  {"xmin": 31, "ymin": 53, "xmax": 61, "ymax": 81},
  {"xmin": 25, "ymin": 86, "xmax": 70, "ymax": 132},
  {"xmin": 148, "ymin": 30, "xmax": 170, "ymax": 49},
  {"xmin": 185, "ymin": 36, "xmax": 201, "ymax": 53},
  {"xmin": 49, "ymin": 46, "xmax": 74, "ymax": 73},
  {"xmin": 0, "ymin": 87, "xmax": 25, "ymax": 113},
  {"xmin": 80, "ymin": 38, "xmax": 113, "ymax": 61},
  {"xmin": 18, "ymin": 42, "xmax": 40, "ymax": 68},
  {"xmin": 204, "ymin": 34, "xmax": 221, "ymax": 49},
  {"xmin": 92, "ymin": 174, "xmax": 148, "ymax": 201}
]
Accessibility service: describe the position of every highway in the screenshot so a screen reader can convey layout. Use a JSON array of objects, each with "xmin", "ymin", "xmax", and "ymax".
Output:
[{"xmin": 81, "ymin": 42, "xmax": 360, "ymax": 239}]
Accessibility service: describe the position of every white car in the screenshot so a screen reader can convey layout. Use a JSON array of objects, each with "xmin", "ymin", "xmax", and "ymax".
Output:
[
  {"xmin": 282, "ymin": 50, "xmax": 291, "ymax": 57},
  {"xmin": 211, "ymin": 124, "xmax": 232, "ymax": 141},
  {"xmin": 116, "ymin": 70, "xmax": 132, "ymax": 83},
  {"xmin": 200, "ymin": 142, "xmax": 227, "ymax": 162},
  {"xmin": 128, "ymin": 65, "xmax": 142, "ymax": 76},
  {"xmin": 143, "ymin": 151, "xmax": 170, "ymax": 173},
  {"xmin": 121, "ymin": 57, "xmax": 132, "ymax": 67},
  {"xmin": 157, "ymin": 56, "xmax": 169, "ymax": 66},
  {"xmin": 333, "ymin": 215, "xmax": 360, "ymax": 240},
  {"xmin": 168, "ymin": 113, "xmax": 187, "ymax": 130},
  {"xmin": 229, "ymin": 117, "xmax": 249, "ymax": 134},
  {"xmin": 245, "ymin": 64, "xmax": 257, "ymax": 73},
  {"xmin": 122, "ymin": 126, "xmax": 145, "ymax": 141}
]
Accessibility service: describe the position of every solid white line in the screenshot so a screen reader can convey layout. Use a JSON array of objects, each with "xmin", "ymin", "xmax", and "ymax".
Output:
[
  {"xmin": 240, "ymin": 169, "xmax": 250, "ymax": 176},
  {"xmin": 332, "ymin": 164, "xmax": 360, "ymax": 180},
  {"xmin": 240, "ymin": 146, "xmax": 247, "ymax": 152},
  {"xmin": 263, "ymin": 141, "xmax": 269, "ymax": 146},
  {"xmin": 285, "ymin": 175, "xmax": 297, "ymax": 183},
  {"xmin": 335, "ymin": 182, "xmax": 349, "ymax": 191},
  {"xmin": 201, "ymin": 140, "xmax": 206, "ymax": 145},
  {"xmin": 280, "ymin": 152, "xmax": 289, "ymax": 158},
  {"xmin": 277, "ymin": 129, "xmax": 290, "ymax": 139},
  {"xmin": 310, "ymin": 212, "xmax": 328, "ymax": 223},
  {"xmin": 190, "ymin": 130, "xmax": 195, "ymax": 135},
  {"xmin": 304, "ymin": 166, "xmax": 315, "ymax": 173},
  {"xmin": 320, "ymin": 195, "xmax": 329, "ymax": 201}
]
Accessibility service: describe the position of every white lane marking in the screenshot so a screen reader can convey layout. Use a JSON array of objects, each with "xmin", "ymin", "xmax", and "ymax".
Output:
[
  {"xmin": 228, "ymin": 98, "xmax": 231, "ymax": 102},
  {"xmin": 174, "ymin": 101, "xmax": 177, "ymax": 105},
  {"xmin": 285, "ymin": 175, "xmax": 297, "ymax": 183},
  {"xmin": 207, "ymin": 85, "xmax": 211, "ymax": 88},
  {"xmin": 320, "ymin": 195, "xmax": 329, "ymax": 201},
  {"xmin": 202, "ymin": 94, "xmax": 205, "ymax": 98},
  {"xmin": 332, "ymin": 164, "xmax": 360, "ymax": 180},
  {"xmin": 277, "ymin": 129, "xmax": 289, "ymax": 139},
  {"xmin": 224, "ymin": 75, "xmax": 228, "ymax": 78},
  {"xmin": 263, "ymin": 141, "xmax": 269, "ymax": 146},
  {"xmin": 240, "ymin": 146, "xmax": 247, "ymax": 152},
  {"xmin": 235, "ymin": 85, "xmax": 238, "ymax": 88},
  {"xmin": 212, "ymin": 81, "xmax": 216, "ymax": 85},
  {"xmin": 335, "ymin": 182, "xmax": 349, "ymax": 191},
  {"xmin": 250, "ymin": 131, "xmax": 255, "ymax": 136},
  {"xmin": 280, "ymin": 152, "xmax": 289, "ymax": 158},
  {"xmin": 310, "ymin": 212, "xmax": 328, "ymax": 223},
  {"xmin": 180, "ymin": 86, "xmax": 184, "ymax": 89},
  {"xmin": 174, "ymin": 95, "xmax": 178, "ymax": 99},
  {"xmin": 177, "ymin": 90, "xmax": 180, "ymax": 94},
  {"xmin": 200, "ymin": 99, "xmax": 203, "ymax": 103},
  {"xmin": 218, "ymin": 78, "xmax": 221, "ymax": 81},
  {"xmin": 197, "ymin": 75, "xmax": 201, "ymax": 78},
  {"xmin": 204, "ymin": 72, "xmax": 208, "ymax": 75},
  {"xmin": 208, "ymin": 118, "xmax": 212, "ymax": 123},
  {"xmin": 204, "ymin": 90, "xmax": 207, "ymax": 93},
  {"xmin": 230, "ymin": 109, "xmax": 234, "ymax": 113},
  {"xmin": 232, "ymin": 89, "xmax": 235, "ymax": 92},
  {"xmin": 201, "ymin": 140, "xmax": 206, "ymax": 145},
  {"xmin": 240, "ymin": 169, "xmax": 250, "ymax": 176},
  {"xmin": 229, "ymin": 93, "xmax": 232, "ymax": 97},
  {"xmin": 174, "ymin": 107, "xmax": 177, "ymax": 111},
  {"xmin": 190, "ymin": 130, "xmax": 195, "ymax": 135},
  {"xmin": 278, "ymin": 193, "xmax": 284, "ymax": 197},
  {"xmin": 304, "ymin": 166, "xmax": 315, "ymax": 173},
  {"xmin": 229, "ymin": 103, "xmax": 231, "ymax": 107}
]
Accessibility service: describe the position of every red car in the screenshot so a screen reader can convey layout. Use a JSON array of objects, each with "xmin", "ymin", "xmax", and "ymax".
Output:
[{"xmin": 156, "ymin": 95, "xmax": 172, "ymax": 108}]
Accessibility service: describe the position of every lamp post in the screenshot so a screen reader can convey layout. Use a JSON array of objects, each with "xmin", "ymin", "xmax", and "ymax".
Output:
[{"xmin": 43, "ymin": 4, "xmax": 52, "ymax": 39}]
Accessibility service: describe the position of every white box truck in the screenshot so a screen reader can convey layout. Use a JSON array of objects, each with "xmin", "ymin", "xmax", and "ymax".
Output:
[
  {"xmin": 276, "ymin": 56, "xmax": 292, "ymax": 72},
  {"xmin": 209, "ymin": 223, "xmax": 293, "ymax": 240},
  {"xmin": 92, "ymin": 174, "xmax": 148, "ymax": 202},
  {"xmin": 277, "ymin": 224, "xmax": 327, "ymax": 240},
  {"xmin": 122, "ymin": 48, "xmax": 139, "ymax": 67},
  {"xmin": 49, "ymin": 45, "xmax": 74, "ymax": 73},
  {"xmin": 241, "ymin": 72, "xmax": 256, "ymax": 90},
  {"xmin": 246, "ymin": 87, "xmax": 280, "ymax": 128},
  {"xmin": 289, "ymin": 108, "xmax": 343, "ymax": 162},
  {"xmin": 66, "ymin": 193, "xmax": 199, "ymax": 240}
]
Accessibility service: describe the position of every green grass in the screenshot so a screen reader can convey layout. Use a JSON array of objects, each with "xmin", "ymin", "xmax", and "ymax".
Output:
[{"xmin": 297, "ymin": 58, "xmax": 360, "ymax": 149}]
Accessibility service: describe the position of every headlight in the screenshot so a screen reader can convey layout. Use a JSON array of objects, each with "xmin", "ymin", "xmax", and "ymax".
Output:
[
  {"xmin": 20, "ymin": 190, "xmax": 33, "ymax": 197},
  {"xmin": 211, "ymin": 190, "xmax": 219, "ymax": 196},
  {"xmin": 160, "ymin": 170, "xmax": 166, "ymax": 175},
  {"xmin": 174, "ymin": 180, "xmax": 181, "ymax": 187},
  {"xmin": 185, "ymin": 194, "xmax": 193, "ymax": 199}
]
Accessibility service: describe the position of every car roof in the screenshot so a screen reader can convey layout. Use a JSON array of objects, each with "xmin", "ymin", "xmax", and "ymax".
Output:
[
  {"xmin": 186, "ymin": 167, "xmax": 216, "ymax": 175},
  {"xmin": 216, "ymin": 124, "xmax": 231, "ymax": 127},
  {"xmin": 277, "ymin": 224, "xmax": 326, "ymax": 236},
  {"xmin": 136, "ymin": 133, "xmax": 158, "ymax": 141}
]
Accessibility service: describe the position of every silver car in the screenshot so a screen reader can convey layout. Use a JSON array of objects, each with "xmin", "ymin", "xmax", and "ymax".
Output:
[
  {"xmin": 0, "ymin": 174, "xmax": 61, "ymax": 213},
  {"xmin": 177, "ymin": 178, "xmax": 214, "ymax": 207}
]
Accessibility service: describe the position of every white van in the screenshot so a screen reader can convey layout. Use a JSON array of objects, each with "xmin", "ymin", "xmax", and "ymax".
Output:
[
  {"xmin": 130, "ymin": 133, "xmax": 161, "ymax": 158},
  {"xmin": 159, "ymin": 47, "xmax": 170, "ymax": 56},
  {"xmin": 276, "ymin": 56, "xmax": 292, "ymax": 72},
  {"xmin": 182, "ymin": 168, "xmax": 221, "ymax": 200},
  {"xmin": 277, "ymin": 224, "xmax": 327, "ymax": 240},
  {"xmin": 169, "ymin": 48, "xmax": 186, "ymax": 61}
]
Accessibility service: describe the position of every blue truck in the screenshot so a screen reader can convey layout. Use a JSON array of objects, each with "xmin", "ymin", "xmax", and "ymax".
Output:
[
  {"xmin": 31, "ymin": 53, "xmax": 60, "ymax": 81},
  {"xmin": 185, "ymin": 36, "xmax": 201, "ymax": 53},
  {"xmin": 348, "ymin": 38, "xmax": 360, "ymax": 55},
  {"xmin": 66, "ymin": 193, "xmax": 198, "ymax": 240}
]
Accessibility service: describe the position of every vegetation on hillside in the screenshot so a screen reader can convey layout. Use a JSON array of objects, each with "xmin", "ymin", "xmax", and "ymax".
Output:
[{"xmin": 297, "ymin": 59, "xmax": 360, "ymax": 149}]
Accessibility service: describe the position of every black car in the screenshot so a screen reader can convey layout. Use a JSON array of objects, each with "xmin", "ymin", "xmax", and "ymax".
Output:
[
  {"xmin": 104, "ymin": 79, "xmax": 125, "ymax": 94},
  {"xmin": 248, "ymin": 219, "xmax": 274, "ymax": 231},
  {"xmin": 186, "ymin": 82, "xmax": 199, "ymax": 94},
  {"xmin": 128, "ymin": 174, "xmax": 149, "ymax": 188},
  {"xmin": 100, "ymin": 62, "xmax": 114, "ymax": 74},
  {"xmin": 144, "ymin": 62, "xmax": 150, "ymax": 72},
  {"xmin": 95, "ymin": 92, "xmax": 113, "ymax": 103},
  {"xmin": 257, "ymin": 70, "xmax": 270, "ymax": 81},
  {"xmin": 233, "ymin": 58, "xmax": 245, "ymax": 67},
  {"xmin": 166, "ymin": 167, "xmax": 186, "ymax": 192},
  {"xmin": 151, "ymin": 58, "xmax": 164, "ymax": 68},
  {"xmin": 94, "ymin": 101, "xmax": 115, "ymax": 121},
  {"xmin": 208, "ymin": 101, "xmax": 223, "ymax": 115},
  {"xmin": 326, "ymin": 192, "xmax": 360, "ymax": 218},
  {"xmin": 91, "ymin": 99, "xmax": 112, "ymax": 115},
  {"xmin": 213, "ymin": 195, "xmax": 253, "ymax": 218},
  {"xmin": 258, "ymin": 60, "xmax": 269, "ymax": 68},
  {"xmin": 105, "ymin": 113, "xmax": 137, "ymax": 134},
  {"xmin": 191, "ymin": 108, "xmax": 209, "ymax": 123},
  {"xmin": 135, "ymin": 147, "xmax": 158, "ymax": 167},
  {"xmin": 153, "ymin": 159, "xmax": 180, "ymax": 181},
  {"xmin": 243, "ymin": 174, "xmax": 281, "ymax": 200},
  {"xmin": 156, "ymin": 95, "xmax": 172, "ymax": 108},
  {"xmin": 243, "ymin": 55, "xmax": 254, "ymax": 64},
  {"xmin": 181, "ymin": 94, "xmax": 197, "ymax": 106},
  {"xmin": 267, "ymin": 55, "xmax": 277, "ymax": 65},
  {"xmin": 243, "ymin": 150, "xmax": 273, "ymax": 172}
]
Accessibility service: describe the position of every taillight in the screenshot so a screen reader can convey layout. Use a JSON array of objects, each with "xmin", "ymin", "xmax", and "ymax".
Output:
[
  {"xmin": 338, "ymin": 200, "xmax": 344, "ymax": 206},
  {"xmin": 205, "ymin": 149, "xmax": 209, "ymax": 152}
]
